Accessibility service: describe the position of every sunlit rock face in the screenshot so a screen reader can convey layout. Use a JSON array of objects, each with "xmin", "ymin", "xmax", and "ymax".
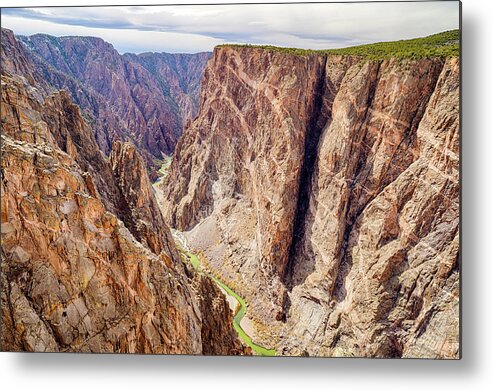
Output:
[
  {"xmin": 1, "ymin": 24, "xmax": 459, "ymax": 358},
  {"xmin": 164, "ymin": 46, "xmax": 459, "ymax": 359},
  {"xmin": 0, "ymin": 72, "xmax": 246, "ymax": 355}
]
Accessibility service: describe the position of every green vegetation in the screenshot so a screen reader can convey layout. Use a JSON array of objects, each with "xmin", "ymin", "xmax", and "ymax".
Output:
[
  {"xmin": 328, "ymin": 29, "xmax": 459, "ymax": 59},
  {"xmin": 186, "ymin": 251, "xmax": 202, "ymax": 272},
  {"xmin": 154, "ymin": 154, "xmax": 173, "ymax": 180},
  {"xmin": 218, "ymin": 30, "xmax": 459, "ymax": 60},
  {"xmin": 209, "ymin": 274, "xmax": 276, "ymax": 356},
  {"xmin": 184, "ymin": 251, "xmax": 276, "ymax": 356}
]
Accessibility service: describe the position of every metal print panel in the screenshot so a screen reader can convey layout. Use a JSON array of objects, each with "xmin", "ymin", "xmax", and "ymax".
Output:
[{"xmin": 0, "ymin": 1, "xmax": 461, "ymax": 358}]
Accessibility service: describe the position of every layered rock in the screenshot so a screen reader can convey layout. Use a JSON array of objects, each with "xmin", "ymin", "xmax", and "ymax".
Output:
[
  {"xmin": 0, "ymin": 28, "xmax": 50, "ymax": 94},
  {"xmin": 164, "ymin": 46, "xmax": 460, "ymax": 358},
  {"xmin": 1, "ymin": 73, "xmax": 120, "ymax": 215},
  {"xmin": 0, "ymin": 74, "xmax": 246, "ymax": 355},
  {"xmin": 1, "ymin": 135, "xmax": 202, "ymax": 353},
  {"xmin": 166, "ymin": 47, "xmax": 330, "ymax": 324},
  {"xmin": 17, "ymin": 32, "xmax": 175, "ymax": 159},
  {"xmin": 284, "ymin": 57, "xmax": 459, "ymax": 358}
]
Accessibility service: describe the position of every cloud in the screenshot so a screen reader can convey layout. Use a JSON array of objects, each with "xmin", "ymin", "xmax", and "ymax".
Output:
[
  {"xmin": 0, "ymin": 2, "xmax": 460, "ymax": 53},
  {"xmin": 1, "ymin": 16, "xmax": 224, "ymax": 53}
]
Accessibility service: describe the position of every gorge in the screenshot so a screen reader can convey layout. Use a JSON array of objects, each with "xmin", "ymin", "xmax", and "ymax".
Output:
[
  {"xmin": 4, "ymin": 28, "xmax": 211, "ymax": 178},
  {"xmin": 1, "ymin": 27, "xmax": 460, "ymax": 358}
]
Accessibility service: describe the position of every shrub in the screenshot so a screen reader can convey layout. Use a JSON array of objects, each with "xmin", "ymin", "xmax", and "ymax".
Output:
[{"xmin": 218, "ymin": 30, "xmax": 459, "ymax": 60}]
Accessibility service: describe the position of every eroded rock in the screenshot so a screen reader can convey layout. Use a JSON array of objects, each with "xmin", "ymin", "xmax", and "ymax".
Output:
[{"xmin": 164, "ymin": 47, "xmax": 460, "ymax": 358}]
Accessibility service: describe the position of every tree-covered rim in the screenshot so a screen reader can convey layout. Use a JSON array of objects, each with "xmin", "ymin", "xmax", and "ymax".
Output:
[{"xmin": 217, "ymin": 30, "xmax": 459, "ymax": 60}]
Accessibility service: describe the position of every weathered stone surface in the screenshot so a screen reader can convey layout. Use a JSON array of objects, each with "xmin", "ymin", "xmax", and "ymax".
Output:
[
  {"xmin": 124, "ymin": 52, "xmax": 212, "ymax": 127},
  {"xmin": 14, "ymin": 30, "xmax": 210, "ymax": 168},
  {"xmin": 0, "ymin": 75, "xmax": 247, "ymax": 355},
  {"xmin": 0, "ymin": 28, "xmax": 50, "ymax": 95},
  {"xmin": 0, "ymin": 135, "xmax": 203, "ymax": 353},
  {"xmin": 283, "ymin": 57, "xmax": 459, "ymax": 358},
  {"xmin": 193, "ymin": 270, "xmax": 249, "ymax": 356},
  {"xmin": 164, "ymin": 47, "xmax": 459, "ymax": 358},
  {"xmin": 2, "ymin": 74, "xmax": 126, "ymax": 233},
  {"xmin": 109, "ymin": 141, "xmax": 179, "ymax": 258},
  {"xmin": 163, "ymin": 47, "xmax": 336, "ymax": 324},
  {"xmin": 2, "ymin": 26, "xmax": 459, "ymax": 357}
]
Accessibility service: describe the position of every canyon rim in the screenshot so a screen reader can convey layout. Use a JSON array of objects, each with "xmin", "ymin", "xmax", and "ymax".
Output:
[{"xmin": 0, "ymin": 2, "xmax": 460, "ymax": 358}]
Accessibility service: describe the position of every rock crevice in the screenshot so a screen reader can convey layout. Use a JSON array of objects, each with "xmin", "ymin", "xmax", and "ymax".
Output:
[{"xmin": 164, "ymin": 47, "xmax": 460, "ymax": 358}]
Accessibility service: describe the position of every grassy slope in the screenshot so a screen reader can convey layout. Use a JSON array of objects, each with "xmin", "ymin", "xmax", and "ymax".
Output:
[{"xmin": 218, "ymin": 30, "xmax": 459, "ymax": 60}]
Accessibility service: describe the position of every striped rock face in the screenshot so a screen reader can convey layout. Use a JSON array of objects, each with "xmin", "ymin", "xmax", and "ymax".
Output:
[
  {"xmin": 3, "ymin": 28, "xmax": 211, "ymax": 177},
  {"xmin": 164, "ymin": 46, "xmax": 459, "ymax": 358}
]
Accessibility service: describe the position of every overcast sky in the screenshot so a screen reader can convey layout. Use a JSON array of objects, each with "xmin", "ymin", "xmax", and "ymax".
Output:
[{"xmin": 0, "ymin": 2, "xmax": 460, "ymax": 54}]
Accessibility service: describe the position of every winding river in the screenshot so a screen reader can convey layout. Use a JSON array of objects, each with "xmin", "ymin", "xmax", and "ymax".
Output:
[
  {"xmin": 153, "ymin": 175, "xmax": 275, "ymax": 355},
  {"xmin": 184, "ymin": 250, "xmax": 276, "ymax": 356}
]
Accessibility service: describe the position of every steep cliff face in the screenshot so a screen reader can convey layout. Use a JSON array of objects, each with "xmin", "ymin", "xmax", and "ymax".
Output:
[
  {"xmin": 124, "ymin": 52, "xmax": 212, "ymax": 127},
  {"xmin": 164, "ymin": 46, "xmax": 333, "ymax": 322},
  {"xmin": 1, "ymin": 73, "xmax": 123, "ymax": 219},
  {"xmin": 1, "ymin": 29, "xmax": 210, "ymax": 175},
  {"xmin": 0, "ymin": 29, "xmax": 50, "ymax": 94},
  {"xmin": 164, "ymin": 46, "xmax": 459, "ymax": 358},
  {"xmin": 109, "ymin": 141, "xmax": 179, "ymax": 257},
  {"xmin": 1, "ymin": 29, "xmax": 210, "ymax": 179},
  {"xmin": 17, "ymin": 32, "xmax": 180, "ymax": 159},
  {"xmin": 1, "ymin": 135, "xmax": 202, "ymax": 353},
  {"xmin": 284, "ymin": 57, "xmax": 459, "ymax": 358},
  {"xmin": 0, "ymin": 74, "xmax": 247, "ymax": 355}
]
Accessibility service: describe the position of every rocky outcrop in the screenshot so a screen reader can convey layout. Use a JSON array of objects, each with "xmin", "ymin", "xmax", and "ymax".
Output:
[
  {"xmin": 3, "ymin": 73, "xmax": 178, "ymax": 260},
  {"xmin": 283, "ymin": 57, "xmax": 459, "ymax": 359},
  {"xmin": 2, "ymin": 24, "xmax": 459, "ymax": 357},
  {"xmin": 109, "ymin": 141, "xmax": 179, "ymax": 258},
  {"xmin": 0, "ymin": 28, "xmax": 50, "ymax": 94},
  {"xmin": 163, "ymin": 47, "xmax": 356, "ymax": 324},
  {"xmin": 164, "ymin": 46, "xmax": 460, "ymax": 358},
  {"xmin": 17, "ymin": 32, "xmax": 177, "ymax": 159},
  {"xmin": 1, "ymin": 135, "xmax": 203, "ymax": 353},
  {"xmin": 1, "ymin": 73, "xmax": 123, "ymax": 218},
  {"xmin": 0, "ymin": 74, "xmax": 247, "ymax": 355},
  {"xmin": 192, "ymin": 270, "xmax": 249, "ymax": 356}
]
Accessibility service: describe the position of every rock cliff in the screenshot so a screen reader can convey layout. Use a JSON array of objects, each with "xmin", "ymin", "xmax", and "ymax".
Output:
[
  {"xmin": 1, "ymin": 25, "xmax": 460, "ymax": 358},
  {"xmin": 163, "ymin": 40, "xmax": 460, "ymax": 358},
  {"xmin": 109, "ymin": 141, "xmax": 179, "ymax": 257},
  {"xmin": 1, "ymin": 73, "xmax": 122, "ymax": 218},
  {"xmin": 124, "ymin": 52, "xmax": 212, "ymax": 127},
  {"xmin": 1, "ymin": 28, "xmax": 211, "ymax": 175},
  {"xmin": 0, "ymin": 28, "xmax": 50, "ymax": 94},
  {"xmin": 0, "ymin": 73, "xmax": 246, "ymax": 355}
]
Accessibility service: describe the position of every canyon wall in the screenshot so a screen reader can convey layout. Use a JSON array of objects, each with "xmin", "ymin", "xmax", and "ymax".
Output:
[
  {"xmin": 0, "ymin": 71, "xmax": 246, "ymax": 355},
  {"xmin": 124, "ymin": 51, "xmax": 211, "ymax": 127},
  {"xmin": 2, "ymin": 28, "xmax": 211, "ymax": 175},
  {"xmin": 165, "ymin": 46, "xmax": 328, "ymax": 324},
  {"xmin": 164, "ymin": 46, "xmax": 460, "ymax": 358}
]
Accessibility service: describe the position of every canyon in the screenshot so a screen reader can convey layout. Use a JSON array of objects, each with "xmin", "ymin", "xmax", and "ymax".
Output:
[
  {"xmin": 2, "ymin": 28, "xmax": 211, "ymax": 177},
  {"xmin": 0, "ymin": 31, "xmax": 245, "ymax": 354},
  {"xmin": 1, "ymin": 27, "xmax": 460, "ymax": 358},
  {"xmin": 163, "ymin": 35, "xmax": 460, "ymax": 358}
]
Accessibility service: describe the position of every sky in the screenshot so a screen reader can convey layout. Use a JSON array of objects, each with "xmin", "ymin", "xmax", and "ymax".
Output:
[{"xmin": 0, "ymin": 2, "xmax": 460, "ymax": 54}]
